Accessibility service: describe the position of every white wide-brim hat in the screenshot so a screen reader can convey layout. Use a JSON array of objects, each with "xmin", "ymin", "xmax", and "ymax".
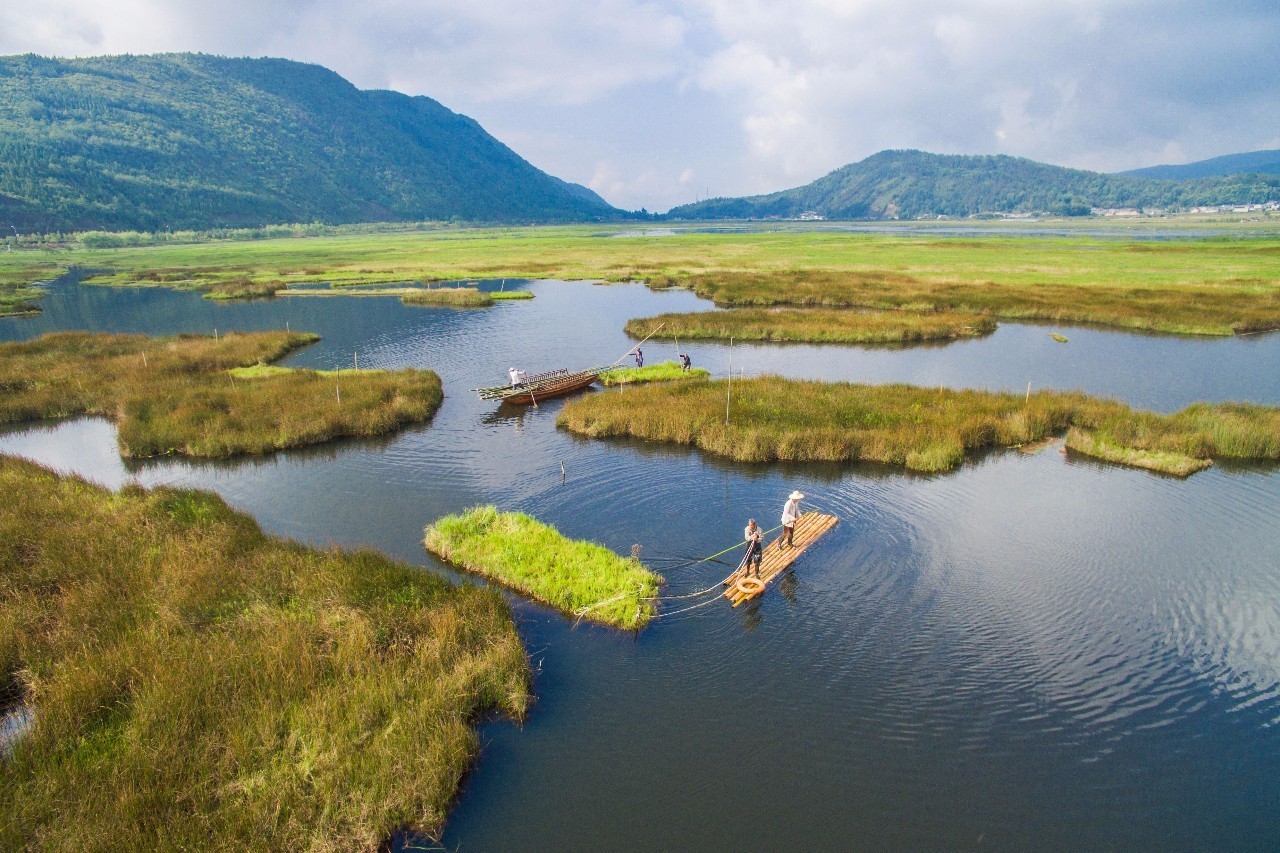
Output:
[{"xmin": 789, "ymin": 490, "xmax": 805, "ymax": 500}]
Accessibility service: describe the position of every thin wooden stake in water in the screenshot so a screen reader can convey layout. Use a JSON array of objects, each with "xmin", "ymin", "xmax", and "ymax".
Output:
[
  {"xmin": 561, "ymin": 461, "xmax": 566, "ymax": 484},
  {"xmin": 214, "ymin": 328, "xmax": 218, "ymax": 341},
  {"xmin": 353, "ymin": 352, "xmax": 358, "ymax": 370},
  {"xmin": 286, "ymin": 320, "xmax": 290, "ymax": 333},
  {"xmin": 727, "ymin": 333, "xmax": 737, "ymax": 422},
  {"xmin": 1026, "ymin": 381, "xmax": 1031, "ymax": 404}
]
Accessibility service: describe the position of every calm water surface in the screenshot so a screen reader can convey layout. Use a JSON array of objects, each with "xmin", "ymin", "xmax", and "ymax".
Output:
[{"xmin": 2, "ymin": 274, "xmax": 1279, "ymax": 850}]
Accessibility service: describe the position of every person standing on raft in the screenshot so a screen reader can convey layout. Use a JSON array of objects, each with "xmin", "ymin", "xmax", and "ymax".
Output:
[
  {"xmin": 743, "ymin": 518, "xmax": 764, "ymax": 577},
  {"xmin": 780, "ymin": 491, "xmax": 803, "ymax": 548}
]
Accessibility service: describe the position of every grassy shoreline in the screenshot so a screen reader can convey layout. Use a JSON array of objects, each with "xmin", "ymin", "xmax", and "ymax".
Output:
[
  {"xmin": 0, "ymin": 457, "xmax": 530, "ymax": 848},
  {"xmin": 558, "ymin": 376, "xmax": 1280, "ymax": 475},
  {"xmin": 625, "ymin": 308, "xmax": 997, "ymax": 344},
  {"xmin": 0, "ymin": 331, "xmax": 444, "ymax": 458},
  {"xmin": 4, "ymin": 225, "xmax": 1278, "ymax": 335},
  {"xmin": 424, "ymin": 506, "xmax": 662, "ymax": 629}
]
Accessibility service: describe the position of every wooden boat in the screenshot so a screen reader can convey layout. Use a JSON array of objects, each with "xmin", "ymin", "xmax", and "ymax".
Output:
[{"xmin": 474, "ymin": 366, "xmax": 608, "ymax": 405}]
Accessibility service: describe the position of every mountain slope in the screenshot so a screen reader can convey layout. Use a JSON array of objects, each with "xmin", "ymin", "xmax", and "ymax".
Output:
[
  {"xmin": 0, "ymin": 53, "xmax": 619, "ymax": 231},
  {"xmin": 668, "ymin": 150, "xmax": 1280, "ymax": 220},
  {"xmin": 1120, "ymin": 149, "xmax": 1280, "ymax": 180}
]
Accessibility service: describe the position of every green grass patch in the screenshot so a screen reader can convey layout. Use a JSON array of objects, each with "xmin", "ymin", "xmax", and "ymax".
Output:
[
  {"xmin": 600, "ymin": 360, "xmax": 710, "ymax": 386},
  {"xmin": 0, "ymin": 457, "xmax": 529, "ymax": 848},
  {"xmin": 7, "ymin": 224, "xmax": 1280, "ymax": 335},
  {"xmin": 0, "ymin": 331, "xmax": 443, "ymax": 458},
  {"xmin": 557, "ymin": 376, "xmax": 1280, "ymax": 475},
  {"xmin": 626, "ymin": 308, "xmax": 996, "ymax": 344},
  {"xmin": 1064, "ymin": 428, "xmax": 1211, "ymax": 476},
  {"xmin": 1050, "ymin": 332, "xmax": 1070, "ymax": 343},
  {"xmin": 202, "ymin": 277, "xmax": 287, "ymax": 301},
  {"xmin": 489, "ymin": 289, "xmax": 534, "ymax": 300},
  {"xmin": 401, "ymin": 287, "xmax": 493, "ymax": 307},
  {"xmin": 424, "ymin": 506, "xmax": 662, "ymax": 629}
]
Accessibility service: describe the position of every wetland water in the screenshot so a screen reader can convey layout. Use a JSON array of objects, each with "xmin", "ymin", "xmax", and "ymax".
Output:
[{"xmin": 3, "ymin": 274, "xmax": 1280, "ymax": 849}]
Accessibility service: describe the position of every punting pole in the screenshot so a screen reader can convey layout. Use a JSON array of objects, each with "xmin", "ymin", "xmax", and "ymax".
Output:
[{"xmin": 606, "ymin": 322, "xmax": 666, "ymax": 369}]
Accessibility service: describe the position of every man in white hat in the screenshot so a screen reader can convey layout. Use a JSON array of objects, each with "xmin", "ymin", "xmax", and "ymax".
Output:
[
  {"xmin": 508, "ymin": 366, "xmax": 525, "ymax": 389},
  {"xmin": 781, "ymin": 491, "xmax": 803, "ymax": 548}
]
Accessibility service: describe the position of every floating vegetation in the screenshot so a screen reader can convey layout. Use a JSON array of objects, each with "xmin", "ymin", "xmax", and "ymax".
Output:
[
  {"xmin": 625, "ymin": 308, "xmax": 996, "ymax": 344},
  {"xmin": 0, "ymin": 457, "xmax": 529, "ymax": 849},
  {"xmin": 0, "ymin": 331, "xmax": 443, "ymax": 458},
  {"xmin": 1050, "ymin": 332, "xmax": 1070, "ymax": 343},
  {"xmin": 401, "ymin": 286, "xmax": 494, "ymax": 307},
  {"xmin": 490, "ymin": 290, "xmax": 534, "ymax": 300},
  {"xmin": 424, "ymin": 505, "xmax": 662, "ymax": 629},
  {"xmin": 202, "ymin": 277, "xmax": 287, "ymax": 300},
  {"xmin": 599, "ymin": 360, "xmax": 710, "ymax": 386},
  {"xmin": 558, "ymin": 376, "xmax": 1280, "ymax": 476}
]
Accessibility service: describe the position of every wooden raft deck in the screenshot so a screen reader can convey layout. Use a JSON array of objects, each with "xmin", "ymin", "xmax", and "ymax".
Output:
[{"xmin": 724, "ymin": 512, "xmax": 839, "ymax": 606}]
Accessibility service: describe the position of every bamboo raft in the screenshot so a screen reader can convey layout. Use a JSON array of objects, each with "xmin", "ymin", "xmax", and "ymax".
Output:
[{"xmin": 724, "ymin": 512, "xmax": 839, "ymax": 606}]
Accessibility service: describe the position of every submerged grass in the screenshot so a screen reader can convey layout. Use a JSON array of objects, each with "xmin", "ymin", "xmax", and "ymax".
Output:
[
  {"xmin": 0, "ymin": 457, "xmax": 529, "ymax": 849},
  {"xmin": 424, "ymin": 506, "xmax": 662, "ymax": 629},
  {"xmin": 558, "ymin": 376, "xmax": 1280, "ymax": 475},
  {"xmin": 625, "ymin": 308, "xmax": 997, "ymax": 344},
  {"xmin": 599, "ymin": 360, "xmax": 710, "ymax": 386},
  {"xmin": 0, "ymin": 331, "xmax": 443, "ymax": 458}
]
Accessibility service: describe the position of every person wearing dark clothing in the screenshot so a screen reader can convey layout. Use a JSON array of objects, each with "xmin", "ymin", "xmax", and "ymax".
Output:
[{"xmin": 681, "ymin": 352, "xmax": 691, "ymax": 372}]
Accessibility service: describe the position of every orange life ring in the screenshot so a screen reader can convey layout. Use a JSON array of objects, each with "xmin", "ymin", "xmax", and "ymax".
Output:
[{"xmin": 734, "ymin": 576, "xmax": 766, "ymax": 596}]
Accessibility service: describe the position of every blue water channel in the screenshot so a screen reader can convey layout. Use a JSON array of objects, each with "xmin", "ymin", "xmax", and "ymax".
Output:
[{"xmin": 2, "ymin": 272, "xmax": 1279, "ymax": 850}]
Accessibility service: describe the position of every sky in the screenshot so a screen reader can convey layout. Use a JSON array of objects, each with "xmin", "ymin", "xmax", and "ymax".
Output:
[{"xmin": 2, "ymin": 1, "xmax": 1279, "ymax": 212}]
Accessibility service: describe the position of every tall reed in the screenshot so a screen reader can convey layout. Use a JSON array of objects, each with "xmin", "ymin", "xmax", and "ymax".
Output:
[
  {"xmin": 0, "ymin": 332, "xmax": 444, "ymax": 458},
  {"xmin": 0, "ymin": 458, "xmax": 529, "ymax": 848}
]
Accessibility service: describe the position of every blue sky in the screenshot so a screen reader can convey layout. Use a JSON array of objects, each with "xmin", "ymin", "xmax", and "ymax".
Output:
[{"xmin": 4, "ymin": 1, "xmax": 1279, "ymax": 211}]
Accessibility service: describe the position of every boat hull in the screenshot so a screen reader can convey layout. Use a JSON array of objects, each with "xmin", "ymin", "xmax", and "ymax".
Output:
[{"xmin": 499, "ymin": 373, "xmax": 599, "ymax": 405}]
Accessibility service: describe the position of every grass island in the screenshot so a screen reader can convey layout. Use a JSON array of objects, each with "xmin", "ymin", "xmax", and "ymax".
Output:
[
  {"xmin": 0, "ymin": 331, "xmax": 444, "ymax": 458},
  {"xmin": 558, "ymin": 376, "xmax": 1280, "ymax": 476},
  {"xmin": 625, "ymin": 308, "xmax": 997, "ymax": 345},
  {"xmin": 424, "ymin": 506, "xmax": 663, "ymax": 629},
  {"xmin": 599, "ymin": 360, "xmax": 711, "ymax": 386},
  {"xmin": 0, "ymin": 457, "xmax": 529, "ymax": 849}
]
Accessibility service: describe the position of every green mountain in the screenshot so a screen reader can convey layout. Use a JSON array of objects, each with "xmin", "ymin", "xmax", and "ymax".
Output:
[
  {"xmin": 667, "ymin": 149, "xmax": 1280, "ymax": 220},
  {"xmin": 1120, "ymin": 149, "xmax": 1280, "ymax": 180},
  {"xmin": 0, "ymin": 53, "xmax": 619, "ymax": 232}
]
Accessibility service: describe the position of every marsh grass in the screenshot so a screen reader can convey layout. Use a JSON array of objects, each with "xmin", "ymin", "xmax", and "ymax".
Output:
[
  {"xmin": 677, "ymin": 270, "xmax": 1280, "ymax": 336},
  {"xmin": 0, "ymin": 332, "xmax": 444, "ymax": 458},
  {"xmin": 424, "ymin": 506, "xmax": 662, "ymax": 629},
  {"xmin": 202, "ymin": 277, "xmax": 287, "ymax": 300},
  {"xmin": 490, "ymin": 290, "xmax": 534, "ymax": 300},
  {"xmin": 599, "ymin": 361, "xmax": 710, "ymax": 386},
  {"xmin": 0, "ymin": 263, "xmax": 56, "ymax": 316},
  {"xmin": 0, "ymin": 457, "xmax": 529, "ymax": 849},
  {"xmin": 17, "ymin": 226, "xmax": 1277, "ymax": 336},
  {"xmin": 625, "ymin": 308, "xmax": 996, "ymax": 344},
  {"xmin": 401, "ymin": 287, "xmax": 493, "ymax": 307},
  {"xmin": 558, "ymin": 376, "xmax": 1280, "ymax": 475}
]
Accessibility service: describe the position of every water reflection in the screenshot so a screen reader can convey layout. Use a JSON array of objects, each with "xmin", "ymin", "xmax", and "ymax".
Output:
[{"xmin": 1, "ymin": 275, "xmax": 1279, "ymax": 849}]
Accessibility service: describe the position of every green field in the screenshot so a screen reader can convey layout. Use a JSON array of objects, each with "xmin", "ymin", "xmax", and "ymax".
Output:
[
  {"xmin": 0, "ymin": 331, "xmax": 444, "ymax": 457},
  {"xmin": 599, "ymin": 360, "xmax": 711, "ymax": 385},
  {"xmin": 424, "ymin": 506, "xmax": 663, "ymax": 629},
  {"xmin": 0, "ymin": 457, "xmax": 529, "ymax": 848},
  {"xmin": 558, "ymin": 376, "xmax": 1280, "ymax": 475},
  {"xmin": 3, "ymin": 221, "xmax": 1280, "ymax": 333}
]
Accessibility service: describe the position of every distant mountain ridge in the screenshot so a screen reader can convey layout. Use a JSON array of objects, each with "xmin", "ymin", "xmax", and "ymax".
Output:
[
  {"xmin": 0, "ymin": 53, "xmax": 619, "ymax": 232},
  {"xmin": 1119, "ymin": 149, "xmax": 1280, "ymax": 180},
  {"xmin": 667, "ymin": 149, "xmax": 1280, "ymax": 220}
]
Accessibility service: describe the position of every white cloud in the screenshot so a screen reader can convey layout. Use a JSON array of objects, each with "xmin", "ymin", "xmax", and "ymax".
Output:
[{"xmin": 1, "ymin": 0, "xmax": 1279, "ymax": 210}]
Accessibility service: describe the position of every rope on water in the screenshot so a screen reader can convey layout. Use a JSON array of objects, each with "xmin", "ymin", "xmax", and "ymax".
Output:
[{"xmin": 648, "ymin": 594, "xmax": 726, "ymax": 619}]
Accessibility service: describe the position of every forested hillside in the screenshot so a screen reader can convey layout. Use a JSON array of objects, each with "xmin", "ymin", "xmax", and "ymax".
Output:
[
  {"xmin": 1120, "ymin": 149, "xmax": 1280, "ymax": 180},
  {"xmin": 668, "ymin": 150, "xmax": 1280, "ymax": 220},
  {"xmin": 0, "ymin": 53, "xmax": 618, "ymax": 231}
]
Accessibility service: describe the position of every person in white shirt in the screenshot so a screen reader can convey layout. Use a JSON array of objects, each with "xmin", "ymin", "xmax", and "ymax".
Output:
[
  {"xmin": 508, "ymin": 367, "xmax": 526, "ymax": 388},
  {"xmin": 743, "ymin": 518, "xmax": 763, "ymax": 577},
  {"xmin": 780, "ymin": 491, "xmax": 803, "ymax": 548}
]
